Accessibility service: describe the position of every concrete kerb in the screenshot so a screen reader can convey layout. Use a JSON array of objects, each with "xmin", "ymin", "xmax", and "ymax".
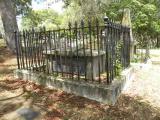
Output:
[{"xmin": 14, "ymin": 67, "xmax": 134, "ymax": 105}]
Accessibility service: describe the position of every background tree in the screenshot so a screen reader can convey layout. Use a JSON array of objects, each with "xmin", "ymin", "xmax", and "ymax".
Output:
[
  {"xmin": 0, "ymin": 0, "xmax": 31, "ymax": 52},
  {"xmin": 0, "ymin": 0, "xmax": 18, "ymax": 52},
  {"xmin": 104, "ymin": 0, "xmax": 160, "ymax": 59},
  {"xmin": 21, "ymin": 9, "xmax": 62, "ymax": 30},
  {"xmin": 61, "ymin": 0, "xmax": 112, "ymax": 26}
]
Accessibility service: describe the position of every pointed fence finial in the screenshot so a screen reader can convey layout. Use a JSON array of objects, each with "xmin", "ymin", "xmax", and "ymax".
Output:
[
  {"xmin": 74, "ymin": 21, "xmax": 78, "ymax": 28},
  {"xmin": 43, "ymin": 26, "xmax": 46, "ymax": 32},
  {"xmin": 103, "ymin": 16, "xmax": 109, "ymax": 26},
  {"xmin": 68, "ymin": 22, "xmax": 71, "ymax": 29},
  {"xmin": 81, "ymin": 20, "xmax": 84, "ymax": 28},
  {"xmin": 96, "ymin": 18, "xmax": 99, "ymax": 26}
]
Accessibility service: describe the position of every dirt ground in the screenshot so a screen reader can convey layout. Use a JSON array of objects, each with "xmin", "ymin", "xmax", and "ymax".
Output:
[{"xmin": 0, "ymin": 40, "xmax": 160, "ymax": 120}]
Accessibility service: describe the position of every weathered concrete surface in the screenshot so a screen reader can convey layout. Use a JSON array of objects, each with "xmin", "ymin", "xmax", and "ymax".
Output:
[
  {"xmin": 45, "ymin": 49, "xmax": 106, "ymax": 80},
  {"xmin": 14, "ymin": 67, "xmax": 134, "ymax": 105}
]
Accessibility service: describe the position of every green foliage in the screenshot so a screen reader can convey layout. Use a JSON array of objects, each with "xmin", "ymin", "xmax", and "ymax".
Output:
[
  {"xmin": 21, "ymin": 9, "xmax": 62, "ymax": 30},
  {"xmin": 61, "ymin": 0, "xmax": 112, "ymax": 26},
  {"xmin": 131, "ymin": 54, "xmax": 142, "ymax": 63},
  {"xmin": 15, "ymin": 0, "xmax": 32, "ymax": 15},
  {"xmin": 62, "ymin": 0, "xmax": 160, "ymax": 37},
  {"xmin": 104, "ymin": 0, "xmax": 159, "ymax": 34}
]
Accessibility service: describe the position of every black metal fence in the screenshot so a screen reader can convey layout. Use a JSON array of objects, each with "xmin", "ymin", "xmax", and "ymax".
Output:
[{"xmin": 14, "ymin": 17, "xmax": 131, "ymax": 84}]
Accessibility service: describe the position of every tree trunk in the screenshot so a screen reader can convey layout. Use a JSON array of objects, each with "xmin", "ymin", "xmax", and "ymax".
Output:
[{"xmin": 0, "ymin": 0, "xmax": 18, "ymax": 52}]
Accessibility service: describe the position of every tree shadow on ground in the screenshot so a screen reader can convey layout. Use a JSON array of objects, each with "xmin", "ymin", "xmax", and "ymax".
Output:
[
  {"xmin": 0, "ymin": 102, "xmax": 23, "ymax": 117},
  {"xmin": 0, "ymin": 48, "xmax": 16, "ymax": 78},
  {"xmin": 0, "ymin": 80, "xmax": 25, "ymax": 118},
  {"xmin": 0, "ymin": 76, "xmax": 160, "ymax": 120},
  {"xmin": 0, "ymin": 67, "xmax": 15, "ymax": 75},
  {"xmin": 21, "ymin": 81, "xmax": 160, "ymax": 120},
  {"xmin": 0, "ymin": 45, "xmax": 14, "ymax": 63}
]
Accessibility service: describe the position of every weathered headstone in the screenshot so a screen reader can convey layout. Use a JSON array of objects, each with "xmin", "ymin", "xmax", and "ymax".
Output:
[{"xmin": 122, "ymin": 8, "xmax": 134, "ymax": 60}]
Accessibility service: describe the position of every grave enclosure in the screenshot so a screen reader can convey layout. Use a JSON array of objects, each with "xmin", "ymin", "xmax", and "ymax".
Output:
[{"xmin": 14, "ymin": 17, "xmax": 131, "ymax": 104}]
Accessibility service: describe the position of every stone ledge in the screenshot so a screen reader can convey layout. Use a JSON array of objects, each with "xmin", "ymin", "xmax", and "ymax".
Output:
[{"xmin": 14, "ymin": 67, "xmax": 134, "ymax": 105}]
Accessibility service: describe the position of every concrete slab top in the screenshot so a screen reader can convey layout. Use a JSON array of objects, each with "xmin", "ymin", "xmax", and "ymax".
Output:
[{"xmin": 43, "ymin": 49, "xmax": 105, "ymax": 57}]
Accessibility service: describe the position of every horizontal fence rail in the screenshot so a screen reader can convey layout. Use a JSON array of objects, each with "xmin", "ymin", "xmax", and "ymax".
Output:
[{"xmin": 15, "ymin": 18, "xmax": 131, "ymax": 84}]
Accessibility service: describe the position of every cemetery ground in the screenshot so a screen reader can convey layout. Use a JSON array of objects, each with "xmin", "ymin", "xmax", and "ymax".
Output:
[{"xmin": 0, "ymin": 39, "xmax": 160, "ymax": 120}]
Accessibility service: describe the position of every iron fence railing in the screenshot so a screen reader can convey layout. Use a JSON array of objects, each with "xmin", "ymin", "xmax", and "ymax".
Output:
[{"xmin": 14, "ymin": 17, "xmax": 130, "ymax": 84}]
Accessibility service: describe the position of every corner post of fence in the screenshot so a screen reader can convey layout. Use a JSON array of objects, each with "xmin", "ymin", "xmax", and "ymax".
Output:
[
  {"xmin": 68, "ymin": 22, "xmax": 74, "ymax": 79},
  {"xmin": 103, "ymin": 16, "xmax": 110, "ymax": 84},
  {"xmin": 14, "ymin": 30, "xmax": 20, "ymax": 69},
  {"xmin": 127, "ymin": 27, "xmax": 131, "ymax": 67}
]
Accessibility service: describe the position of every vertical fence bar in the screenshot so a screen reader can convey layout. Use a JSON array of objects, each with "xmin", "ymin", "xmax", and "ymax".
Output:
[
  {"xmin": 58, "ymin": 29, "xmax": 63, "ymax": 77},
  {"xmin": 32, "ymin": 28, "xmax": 36, "ymax": 71},
  {"xmin": 44, "ymin": 27, "xmax": 49, "ymax": 74},
  {"xmin": 104, "ymin": 17, "xmax": 110, "ymax": 84},
  {"xmin": 118, "ymin": 25, "xmax": 122, "ymax": 62},
  {"xmin": 39, "ymin": 28, "xmax": 43, "ymax": 71},
  {"xmin": 14, "ymin": 31, "xmax": 20, "ymax": 69},
  {"xmin": 122, "ymin": 27, "xmax": 126, "ymax": 69},
  {"xmin": 37, "ymin": 30, "xmax": 40, "ymax": 68},
  {"xmin": 28, "ymin": 30, "xmax": 32, "ymax": 70},
  {"xmin": 112, "ymin": 23, "xmax": 116, "ymax": 80},
  {"xmin": 75, "ymin": 21, "xmax": 80, "ymax": 80},
  {"xmin": 93, "ymin": 25, "xmax": 96, "ymax": 50},
  {"xmin": 30, "ymin": 28, "xmax": 34, "ymax": 70},
  {"xmin": 53, "ymin": 31, "xmax": 58, "ymax": 76},
  {"xmin": 88, "ymin": 21, "xmax": 94, "ymax": 81},
  {"xmin": 23, "ymin": 30, "xmax": 28, "ymax": 70},
  {"xmin": 26, "ymin": 30, "xmax": 30, "ymax": 70},
  {"xmin": 96, "ymin": 19, "xmax": 101, "ymax": 83},
  {"xmin": 18, "ymin": 32, "xmax": 22, "ymax": 69},
  {"xmin": 110, "ymin": 22, "xmax": 114, "ymax": 81},
  {"xmin": 108, "ymin": 24, "xmax": 112, "ymax": 83},
  {"xmin": 35, "ymin": 30, "xmax": 39, "ymax": 70},
  {"xmin": 63, "ymin": 29, "xmax": 67, "ymax": 77},
  {"xmin": 111, "ymin": 21, "xmax": 114, "ymax": 79},
  {"xmin": 115, "ymin": 24, "xmax": 119, "ymax": 76},
  {"xmin": 68, "ymin": 22, "xmax": 74, "ymax": 80},
  {"xmin": 51, "ymin": 31, "xmax": 54, "ymax": 74},
  {"xmin": 113, "ymin": 24, "xmax": 116, "ymax": 76},
  {"xmin": 81, "ymin": 20, "xmax": 87, "ymax": 81},
  {"xmin": 34, "ymin": 29, "xmax": 38, "ymax": 71},
  {"xmin": 48, "ymin": 31, "xmax": 52, "ymax": 74},
  {"xmin": 20, "ymin": 32, "xmax": 25, "ymax": 69},
  {"xmin": 66, "ymin": 29, "xmax": 69, "ymax": 78}
]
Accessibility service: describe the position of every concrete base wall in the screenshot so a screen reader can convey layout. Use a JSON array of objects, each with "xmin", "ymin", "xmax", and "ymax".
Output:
[{"xmin": 14, "ymin": 67, "xmax": 134, "ymax": 105}]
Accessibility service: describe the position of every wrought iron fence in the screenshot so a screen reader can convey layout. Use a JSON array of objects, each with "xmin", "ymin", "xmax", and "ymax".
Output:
[{"xmin": 14, "ymin": 17, "xmax": 131, "ymax": 84}]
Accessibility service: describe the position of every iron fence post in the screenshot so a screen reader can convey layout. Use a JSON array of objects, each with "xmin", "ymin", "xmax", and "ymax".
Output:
[
  {"xmin": 14, "ymin": 30, "xmax": 20, "ymax": 69},
  {"xmin": 104, "ymin": 16, "xmax": 110, "ymax": 84}
]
